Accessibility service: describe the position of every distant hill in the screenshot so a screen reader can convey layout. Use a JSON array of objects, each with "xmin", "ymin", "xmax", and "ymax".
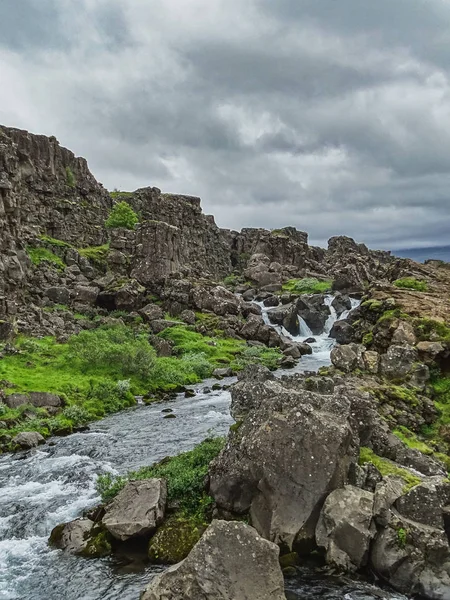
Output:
[{"xmin": 393, "ymin": 245, "xmax": 450, "ymax": 263}]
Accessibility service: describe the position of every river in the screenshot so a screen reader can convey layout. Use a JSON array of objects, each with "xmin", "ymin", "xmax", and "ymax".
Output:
[{"xmin": 0, "ymin": 296, "xmax": 408, "ymax": 600}]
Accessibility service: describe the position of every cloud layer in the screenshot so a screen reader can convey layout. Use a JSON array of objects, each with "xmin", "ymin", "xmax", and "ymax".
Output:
[{"xmin": 1, "ymin": 0, "xmax": 450, "ymax": 248}]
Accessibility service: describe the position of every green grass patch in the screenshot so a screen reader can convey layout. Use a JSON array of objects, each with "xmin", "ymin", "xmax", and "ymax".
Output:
[
  {"xmin": 230, "ymin": 345, "xmax": 282, "ymax": 371},
  {"xmin": 282, "ymin": 278, "xmax": 332, "ymax": 295},
  {"xmin": 26, "ymin": 247, "xmax": 65, "ymax": 270},
  {"xmin": 359, "ymin": 447, "xmax": 421, "ymax": 492},
  {"xmin": 393, "ymin": 426, "xmax": 434, "ymax": 455},
  {"xmin": 39, "ymin": 235, "xmax": 72, "ymax": 248},
  {"xmin": 393, "ymin": 278, "xmax": 428, "ymax": 292},
  {"xmin": 414, "ymin": 318, "xmax": 450, "ymax": 343},
  {"xmin": 110, "ymin": 190, "xmax": 134, "ymax": 200},
  {"xmin": 96, "ymin": 437, "xmax": 225, "ymax": 519},
  {"xmin": 78, "ymin": 244, "xmax": 109, "ymax": 265},
  {"xmin": 66, "ymin": 166, "xmax": 76, "ymax": 188}
]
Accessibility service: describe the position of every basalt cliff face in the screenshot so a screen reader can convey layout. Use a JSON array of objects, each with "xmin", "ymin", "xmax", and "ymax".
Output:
[{"xmin": 0, "ymin": 125, "xmax": 408, "ymax": 330}]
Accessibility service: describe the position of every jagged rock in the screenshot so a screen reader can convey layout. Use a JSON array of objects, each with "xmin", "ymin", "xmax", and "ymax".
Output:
[
  {"xmin": 331, "ymin": 294, "xmax": 352, "ymax": 316},
  {"xmin": 417, "ymin": 341, "xmax": 446, "ymax": 363},
  {"xmin": 363, "ymin": 351, "xmax": 380, "ymax": 374},
  {"xmin": 263, "ymin": 296, "xmax": 279, "ymax": 308},
  {"xmin": 73, "ymin": 285, "xmax": 99, "ymax": 306},
  {"xmin": 329, "ymin": 320, "xmax": 355, "ymax": 344},
  {"xmin": 149, "ymin": 335, "xmax": 172, "ymax": 357},
  {"xmin": 297, "ymin": 295, "xmax": 330, "ymax": 334},
  {"xmin": 141, "ymin": 520, "xmax": 286, "ymax": 600},
  {"xmin": 316, "ymin": 486, "xmax": 375, "ymax": 571},
  {"xmin": 280, "ymin": 355, "xmax": 296, "ymax": 368},
  {"xmin": 392, "ymin": 321, "xmax": 417, "ymax": 346},
  {"xmin": 139, "ymin": 303, "xmax": 164, "ymax": 323},
  {"xmin": 213, "ymin": 367, "xmax": 233, "ymax": 379},
  {"xmin": 209, "ymin": 373, "xmax": 353, "ymax": 549},
  {"xmin": 379, "ymin": 345, "xmax": 418, "ymax": 379},
  {"xmin": 45, "ymin": 286, "xmax": 70, "ymax": 305},
  {"xmin": 372, "ymin": 477, "xmax": 404, "ymax": 527},
  {"xmin": 6, "ymin": 392, "xmax": 61, "ymax": 410},
  {"xmin": 0, "ymin": 321, "xmax": 14, "ymax": 341},
  {"xmin": 12, "ymin": 431, "xmax": 45, "ymax": 449},
  {"xmin": 102, "ymin": 479, "xmax": 167, "ymax": 541},
  {"xmin": 179, "ymin": 309, "xmax": 196, "ymax": 324}
]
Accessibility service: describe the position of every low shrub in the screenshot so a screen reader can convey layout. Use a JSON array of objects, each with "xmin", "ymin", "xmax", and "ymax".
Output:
[
  {"xmin": 105, "ymin": 201, "xmax": 139, "ymax": 230},
  {"xmin": 283, "ymin": 278, "xmax": 332, "ymax": 295}
]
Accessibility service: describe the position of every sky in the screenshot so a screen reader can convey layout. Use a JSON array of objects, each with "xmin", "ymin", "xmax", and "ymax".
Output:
[{"xmin": 1, "ymin": 0, "xmax": 450, "ymax": 249}]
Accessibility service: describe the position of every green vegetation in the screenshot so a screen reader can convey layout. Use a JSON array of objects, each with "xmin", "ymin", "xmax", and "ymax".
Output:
[
  {"xmin": 26, "ymin": 246, "xmax": 65, "ymax": 270},
  {"xmin": 362, "ymin": 331, "xmax": 373, "ymax": 347},
  {"xmin": 78, "ymin": 244, "xmax": 110, "ymax": 265},
  {"xmin": 39, "ymin": 235, "xmax": 72, "ymax": 248},
  {"xmin": 66, "ymin": 166, "xmax": 76, "ymax": 188},
  {"xmin": 393, "ymin": 278, "xmax": 428, "ymax": 292},
  {"xmin": 414, "ymin": 318, "xmax": 450, "ymax": 343},
  {"xmin": 105, "ymin": 201, "xmax": 139, "ymax": 230},
  {"xmin": 230, "ymin": 345, "xmax": 282, "ymax": 371},
  {"xmin": 393, "ymin": 426, "xmax": 433, "ymax": 455},
  {"xmin": 110, "ymin": 190, "xmax": 134, "ymax": 200},
  {"xmin": 97, "ymin": 437, "xmax": 225, "ymax": 518},
  {"xmin": 223, "ymin": 274, "xmax": 240, "ymax": 287},
  {"xmin": 282, "ymin": 278, "xmax": 332, "ymax": 295},
  {"xmin": 359, "ymin": 447, "xmax": 421, "ymax": 492},
  {"xmin": 361, "ymin": 299, "xmax": 383, "ymax": 311},
  {"xmin": 397, "ymin": 527, "xmax": 407, "ymax": 548}
]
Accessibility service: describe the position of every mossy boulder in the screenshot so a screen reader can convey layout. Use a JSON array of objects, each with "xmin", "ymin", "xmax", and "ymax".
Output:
[
  {"xmin": 148, "ymin": 515, "xmax": 206, "ymax": 564},
  {"xmin": 80, "ymin": 524, "xmax": 113, "ymax": 558}
]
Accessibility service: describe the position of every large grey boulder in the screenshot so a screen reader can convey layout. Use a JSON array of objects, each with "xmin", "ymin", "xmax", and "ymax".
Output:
[
  {"xmin": 371, "ymin": 515, "xmax": 450, "ymax": 599},
  {"xmin": 267, "ymin": 303, "xmax": 299, "ymax": 336},
  {"xmin": 103, "ymin": 479, "xmax": 167, "ymax": 541},
  {"xmin": 209, "ymin": 373, "xmax": 354, "ymax": 549},
  {"xmin": 330, "ymin": 345, "xmax": 358, "ymax": 372},
  {"xmin": 296, "ymin": 295, "xmax": 330, "ymax": 334},
  {"xmin": 12, "ymin": 431, "xmax": 45, "ymax": 449},
  {"xmin": 141, "ymin": 520, "xmax": 286, "ymax": 600},
  {"xmin": 316, "ymin": 485, "xmax": 375, "ymax": 571},
  {"xmin": 4, "ymin": 392, "xmax": 62, "ymax": 410},
  {"xmin": 395, "ymin": 477, "xmax": 450, "ymax": 528},
  {"xmin": 379, "ymin": 345, "xmax": 418, "ymax": 379},
  {"xmin": 329, "ymin": 320, "xmax": 355, "ymax": 345}
]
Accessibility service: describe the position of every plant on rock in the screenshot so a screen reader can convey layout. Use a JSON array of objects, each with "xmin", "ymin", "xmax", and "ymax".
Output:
[
  {"xmin": 393, "ymin": 278, "xmax": 428, "ymax": 292},
  {"xmin": 105, "ymin": 201, "xmax": 139, "ymax": 230}
]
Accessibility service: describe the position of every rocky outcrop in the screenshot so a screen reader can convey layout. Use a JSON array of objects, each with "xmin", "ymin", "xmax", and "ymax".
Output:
[
  {"xmin": 141, "ymin": 520, "xmax": 286, "ymax": 600},
  {"xmin": 102, "ymin": 479, "xmax": 167, "ymax": 541}
]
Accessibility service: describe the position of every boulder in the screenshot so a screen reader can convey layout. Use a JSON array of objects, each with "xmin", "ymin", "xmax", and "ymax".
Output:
[
  {"xmin": 45, "ymin": 286, "xmax": 70, "ymax": 305},
  {"xmin": 379, "ymin": 345, "xmax": 418, "ymax": 379},
  {"xmin": 73, "ymin": 285, "xmax": 99, "ymax": 306},
  {"xmin": 363, "ymin": 351, "xmax": 380, "ymax": 374},
  {"xmin": 213, "ymin": 367, "xmax": 233, "ymax": 379},
  {"xmin": 209, "ymin": 373, "xmax": 353, "ymax": 549},
  {"xmin": 49, "ymin": 518, "xmax": 94, "ymax": 554},
  {"xmin": 12, "ymin": 431, "xmax": 45, "ymax": 449},
  {"xmin": 331, "ymin": 294, "xmax": 352, "ymax": 317},
  {"xmin": 330, "ymin": 345, "xmax": 358, "ymax": 372},
  {"xmin": 267, "ymin": 303, "xmax": 299, "ymax": 336},
  {"xmin": 28, "ymin": 392, "xmax": 62, "ymax": 408},
  {"xmin": 329, "ymin": 320, "xmax": 355, "ymax": 344},
  {"xmin": 141, "ymin": 520, "xmax": 286, "ymax": 600},
  {"xmin": 103, "ymin": 479, "xmax": 167, "ymax": 541},
  {"xmin": 179, "ymin": 309, "xmax": 196, "ymax": 325},
  {"xmin": 394, "ymin": 477, "xmax": 450, "ymax": 528},
  {"xmin": 297, "ymin": 295, "xmax": 330, "ymax": 334},
  {"xmin": 0, "ymin": 321, "xmax": 14, "ymax": 342},
  {"xmin": 316, "ymin": 486, "xmax": 375, "ymax": 570},
  {"xmin": 392, "ymin": 321, "xmax": 417, "ymax": 346},
  {"xmin": 139, "ymin": 303, "xmax": 165, "ymax": 323},
  {"xmin": 4, "ymin": 393, "xmax": 30, "ymax": 409}
]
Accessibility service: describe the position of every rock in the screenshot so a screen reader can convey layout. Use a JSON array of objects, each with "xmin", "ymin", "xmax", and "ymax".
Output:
[
  {"xmin": 329, "ymin": 320, "xmax": 355, "ymax": 344},
  {"xmin": 263, "ymin": 296, "xmax": 279, "ymax": 308},
  {"xmin": 392, "ymin": 321, "xmax": 417, "ymax": 346},
  {"xmin": 213, "ymin": 367, "xmax": 233, "ymax": 379},
  {"xmin": 282, "ymin": 344, "xmax": 301, "ymax": 359},
  {"xmin": 185, "ymin": 389, "xmax": 196, "ymax": 398},
  {"xmin": 149, "ymin": 334, "xmax": 172, "ymax": 357},
  {"xmin": 148, "ymin": 515, "xmax": 205, "ymax": 564},
  {"xmin": 141, "ymin": 520, "xmax": 286, "ymax": 600},
  {"xmin": 363, "ymin": 351, "xmax": 380, "ymax": 374},
  {"xmin": 163, "ymin": 414, "xmax": 177, "ymax": 419},
  {"xmin": 209, "ymin": 375, "xmax": 353, "ymax": 550},
  {"xmin": 297, "ymin": 295, "xmax": 330, "ymax": 334},
  {"xmin": 28, "ymin": 392, "xmax": 62, "ymax": 408},
  {"xmin": 417, "ymin": 341, "xmax": 446, "ymax": 363},
  {"xmin": 4, "ymin": 393, "xmax": 30, "ymax": 409},
  {"xmin": 330, "ymin": 345, "xmax": 358, "ymax": 372},
  {"xmin": 280, "ymin": 356, "xmax": 296, "ymax": 368},
  {"xmin": 394, "ymin": 477, "xmax": 450, "ymax": 528},
  {"xmin": 139, "ymin": 303, "xmax": 164, "ymax": 323},
  {"xmin": 304, "ymin": 337, "xmax": 316, "ymax": 343},
  {"xmin": 371, "ymin": 516, "xmax": 450, "ymax": 599},
  {"xmin": 331, "ymin": 294, "xmax": 352, "ymax": 316},
  {"xmin": 179, "ymin": 309, "xmax": 196, "ymax": 324},
  {"xmin": 379, "ymin": 345, "xmax": 418, "ymax": 379},
  {"xmin": 45, "ymin": 286, "xmax": 70, "ymax": 305},
  {"xmin": 316, "ymin": 486, "xmax": 375, "ymax": 571},
  {"xmin": 267, "ymin": 303, "xmax": 299, "ymax": 336},
  {"xmin": 102, "ymin": 479, "xmax": 167, "ymax": 541},
  {"xmin": 298, "ymin": 342, "xmax": 313, "ymax": 355},
  {"xmin": 372, "ymin": 477, "xmax": 404, "ymax": 527},
  {"xmin": 12, "ymin": 431, "xmax": 45, "ymax": 449},
  {"xmin": 49, "ymin": 518, "xmax": 94, "ymax": 554},
  {"xmin": 0, "ymin": 321, "xmax": 14, "ymax": 342},
  {"xmin": 73, "ymin": 285, "xmax": 99, "ymax": 305}
]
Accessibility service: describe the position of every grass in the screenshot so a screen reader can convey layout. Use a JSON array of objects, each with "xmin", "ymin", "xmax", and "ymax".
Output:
[
  {"xmin": 78, "ymin": 244, "xmax": 110, "ymax": 265},
  {"xmin": 26, "ymin": 247, "xmax": 65, "ymax": 270},
  {"xmin": 39, "ymin": 235, "xmax": 72, "ymax": 248},
  {"xmin": 110, "ymin": 190, "xmax": 134, "ymax": 200},
  {"xmin": 393, "ymin": 426, "xmax": 434, "ymax": 455},
  {"xmin": 359, "ymin": 447, "xmax": 421, "ymax": 492},
  {"xmin": 96, "ymin": 437, "xmax": 225, "ymax": 519},
  {"xmin": 282, "ymin": 278, "xmax": 332, "ymax": 295},
  {"xmin": 393, "ymin": 278, "xmax": 428, "ymax": 292},
  {"xmin": 66, "ymin": 166, "xmax": 76, "ymax": 188},
  {"xmin": 414, "ymin": 318, "xmax": 450, "ymax": 343}
]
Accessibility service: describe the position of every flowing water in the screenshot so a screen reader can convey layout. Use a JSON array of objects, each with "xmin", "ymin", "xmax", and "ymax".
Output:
[{"xmin": 0, "ymin": 297, "xmax": 407, "ymax": 600}]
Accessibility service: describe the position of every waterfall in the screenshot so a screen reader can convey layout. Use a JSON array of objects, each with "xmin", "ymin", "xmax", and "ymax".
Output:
[{"xmin": 299, "ymin": 317, "xmax": 313, "ymax": 337}]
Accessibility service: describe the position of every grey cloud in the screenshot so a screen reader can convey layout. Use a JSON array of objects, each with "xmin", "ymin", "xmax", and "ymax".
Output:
[{"xmin": 1, "ymin": 0, "xmax": 450, "ymax": 250}]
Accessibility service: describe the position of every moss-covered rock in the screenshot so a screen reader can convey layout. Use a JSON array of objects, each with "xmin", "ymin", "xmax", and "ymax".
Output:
[
  {"xmin": 80, "ymin": 524, "xmax": 113, "ymax": 558},
  {"xmin": 148, "ymin": 515, "xmax": 206, "ymax": 564}
]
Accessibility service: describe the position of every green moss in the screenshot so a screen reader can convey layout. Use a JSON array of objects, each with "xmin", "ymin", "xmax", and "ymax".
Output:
[
  {"xmin": 26, "ymin": 246, "xmax": 65, "ymax": 270},
  {"xmin": 96, "ymin": 437, "xmax": 225, "ymax": 518},
  {"xmin": 359, "ymin": 447, "xmax": 421, "ymax": 492},
  {"xmin": 39, "ymin": 235, "xmax": 73, "ymax": 248},
  {"xmin": 282, "ymin": 278, "xmax": 333, "ymax": 295},
  {"xmin": 230, "ymin": 420, "xmax": 243, "ymax": 433},
  {"xmin": 78, "ymin": 244, "xmax": 110, "ymax": 265},
  {"xmin": 66, "ymin": 166, "xmax": 76, "ymax": 188},
  {"xmin": 396, "ymin": 527, "xmax": 407, "ymax": 548},
  {"xmin": 393, "ymin": 427, "xmax": 433, "ymax": 455},
  {"xmin": 223, "ymin": 274, "xmax": 240, "ymax": 286},
  {"xmin": 361, "ymin": 299, "xmax": 383, "ymax": 311},
  {"xmin": 414, "ymin": 318, "xmax": 450, "ymax": 343},
  {"xmin": 393, "ymin": 278, "xmax": 428, "ymax": 292},
  {"xmin": 377, "ymin": 308, "xmax": 410, "ymax": 323},
  {"xmin": 362, "ymin": 332, "xmax": 373, "ymax": 347},
  {"xmin": 160, "ymin": 326, "xmax": 245, "ymax": 365},
  {"xmin": 148, "ymin": 515, "xmax": 205, "ymax": 564},
  {"xmin": 81, "ymin": 526, "xmax": 112, "ymax": 558}
]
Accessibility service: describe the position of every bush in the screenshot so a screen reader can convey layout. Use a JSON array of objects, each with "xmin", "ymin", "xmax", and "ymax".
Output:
[
  {"xmin": 68, "ymin": 325, "xmax": 156, "ymax": 379},
  {"xmin": 105, "ymin": 202, "xmax": 139, "ymax": 230},
  {"xmin": 231, "ymin": 345, "xmax": 282, "ymax": 371},
  {"xmin": 97, "ymin": 437, "xmax": 225, "ymax": 518},
  {"xmin": 66, "ymin": 166, "xmax": 76, "ymax": 188},
  {"xmin": 393, "ymin": 278, "xmax": 428, "ymax": 292}
]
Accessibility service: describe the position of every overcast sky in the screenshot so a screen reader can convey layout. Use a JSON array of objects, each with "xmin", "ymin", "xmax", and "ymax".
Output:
[{"xmin": 1, "ymin": 0, "xmax": 450, "ymax": 249}]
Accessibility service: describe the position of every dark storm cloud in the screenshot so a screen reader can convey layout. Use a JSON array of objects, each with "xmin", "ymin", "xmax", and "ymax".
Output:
[{"xmin": 0, "ymin": 0, "xmax": 450, "ymax": 249}]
